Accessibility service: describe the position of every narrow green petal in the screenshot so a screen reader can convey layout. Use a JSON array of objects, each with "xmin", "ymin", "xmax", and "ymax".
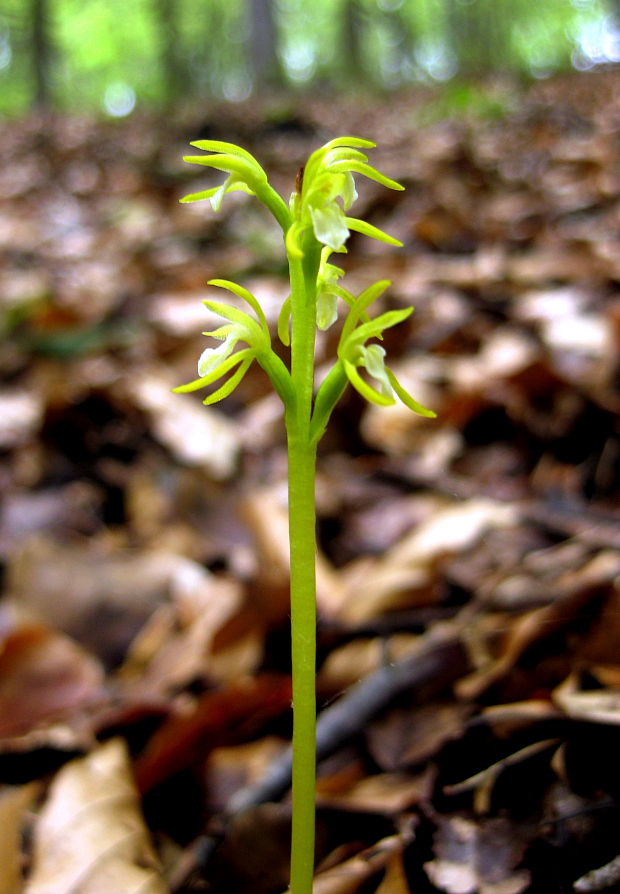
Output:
[
  {"xmin": 172, "ymin": 347, "xmax": 253, "ymax": 392},
  {"xmin": 386, "ymin": 369, "xmax": 437, "ymax": 417},
  {"xmin": 202, "ymin": 357, "xmax": 253, "ymax": 405},
  {"xmin": 345, "ymin": 217, "xmax": 403, "ymax": 246},
  {"xmin": 208, "ymin": 279, "xmax": 269, "ymax": 335},
  {"xmin": 339, "ymin": 280, "xmax": 391, "ymax": 345},
  {"xmin": 189, "ymin": 140, "xmax": 261, "ymax": 165},
  {"xmin": 183, "ymin": 154, "xmax": 265, "ymax": 183},
  {"xmin": 345, "ymin": 307, "xmax": 413, "ymax": 349},
  {"xmin": 344, "ymin": 359, "xmax": 395, "ymax": 407},
  {"xmin": 329, "ymin": 160, "xmax": 404, "ymax": 191},
  {"xmin": 180, "ymin": 186, "xmax": 222, "ymax": 204},
  {"xmin": 202, "ymin": 299, "xmax": 266, "ymax": 342},
  {"xmin": 323, "ymin": 147, "xmax": 369, "ymax": 166},
  {"xmin": 322, "ymin": 137, "xmax": 376, "ymax": 151}
]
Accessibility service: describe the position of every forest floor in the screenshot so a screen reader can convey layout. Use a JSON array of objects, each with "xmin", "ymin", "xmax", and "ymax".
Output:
[{"xmin": 1, "ymin": 70, "xmax": 620, "ymax": 894}]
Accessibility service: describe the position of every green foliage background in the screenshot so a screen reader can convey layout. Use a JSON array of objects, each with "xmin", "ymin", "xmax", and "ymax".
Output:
[{"xmin": 0, "ymin": 0, "xmax": 616, "ymax": 117}]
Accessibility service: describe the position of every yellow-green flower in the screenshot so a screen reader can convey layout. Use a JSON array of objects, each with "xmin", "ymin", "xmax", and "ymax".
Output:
[
  {"xmin": 337, "ymin": 280, "xmax": 436, "ymax": 415},
  {"xmin": 286, "ymin": 137, "xmax": 405, "ymax": 257}
]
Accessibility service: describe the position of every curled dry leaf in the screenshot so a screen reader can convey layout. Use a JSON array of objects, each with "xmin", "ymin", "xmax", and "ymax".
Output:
[
  {"xmin": 24, "ymin": 739, "xmax": 168, "ymax": 894},
  {"xmin": 0, "ymin": 624, "xmax": 106, "ymax": 743},
  {"xmin": 553, "ymin": 674, "xmax": 620, "ymax": 726}
]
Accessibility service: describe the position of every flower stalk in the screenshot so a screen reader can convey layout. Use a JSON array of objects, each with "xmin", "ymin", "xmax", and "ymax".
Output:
[{"xmin": 176, "ymin": 137, "xmax": 435, "ymax": 894}]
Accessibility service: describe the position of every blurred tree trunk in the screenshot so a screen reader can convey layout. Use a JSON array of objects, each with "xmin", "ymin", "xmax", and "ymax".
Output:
[
  {"xmin": 248, "ymin": 0, "xmax": 283, "ymax": 88},
  {"xmin": 381, "ymin": 5, "xmax": 416, "ymax": 85},
  {"xmin": 445, "ymin": 0, "xmax": 514, "ymax": 77},
  {"xmin": 340, "ymin": 0, "xmax": 366, "ymax": 83},
  {"xmin": 152, "ymin": 0, "xmax": 185, "ymax": 107},
  {"xmin": 31, "ymin": 0, "xmax": 52, "ymax": 108}
]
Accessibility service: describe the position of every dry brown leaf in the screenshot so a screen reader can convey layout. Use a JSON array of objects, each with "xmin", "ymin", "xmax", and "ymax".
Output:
[
  {"xmin": 374, "ymin": 847, "xmax": 411, "ymax": 894},
  {"xmin": 131, "ymin": 373, "xmax": 240, "ymax": 479},
  {"xmin": 338, "ymin": 498, "xmax": 516, "ymax": 623},
  {"xmin": 118, "ymin": 563, "xmax": 249, "ymax": 694},
  {"xmin": 0, "ymin": 390, "xmax": 43, "ymax": 449},
  {"xmin": 0, "ymin": 624, "xmax": 106, "ymax": 741},
  {"xmin": 553, "ymin": 674, "xmax": 620, "ymax": 725},
  {"xmin": 24, "ymin": 739, "xmax": 168, "ymax": 894},
  {"xmin": 317, "ymin": 635, "xmax": 420, "ymax": 697},
  {"xmin": 0, "ymin": 783, "xmax": 40, "ymax": 894},
  {"xmin": 317, "ymin": 771, "xmax": 431, "ymax": 814},
  {"xmin": 311, "ymin": 833, "xmax": 411, "ymax": 894},
  {"xmin": 424, "ymin": 816, "xmax": 530, "ymax": 894}
]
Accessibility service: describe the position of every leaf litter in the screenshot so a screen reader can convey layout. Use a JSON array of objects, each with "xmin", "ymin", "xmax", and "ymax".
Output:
[{"xmin": 1, "ymin": 73, "xmax": 620, "ymax": 892}]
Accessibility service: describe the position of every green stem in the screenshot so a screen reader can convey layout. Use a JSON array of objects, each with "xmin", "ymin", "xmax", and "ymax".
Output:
[
  {"xmin": 287, "ymin": 434, "xmax": 317, "ymax": 894},
  {"xmin": 286, "ymin": 231, "xmax": 322, "ymax": 894}
]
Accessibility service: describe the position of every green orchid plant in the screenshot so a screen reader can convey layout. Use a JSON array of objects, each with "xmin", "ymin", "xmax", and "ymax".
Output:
[{"xmin": 176, "ymin": 137, "xmax": 434, "ymax": 894}]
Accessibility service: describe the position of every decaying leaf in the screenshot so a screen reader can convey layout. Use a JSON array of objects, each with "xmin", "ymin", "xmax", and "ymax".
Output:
[
  {"xmin": 312, "ymin": 831, "xmax": 413, "ymax": 894},
  {"xmin": 0, "ymin": 783, "xmax": 40, "ymax": 894},
  {"xmin": 424, "ymin": 815, "xmax": 530, "ymax": 894},
  {"xmin": 337, "ymin": 498, "xmax": 517, "ymax": 623},
  {"xmin": 131, "ymin": 373, "xmax": 240, "ymax": 479},
  {"xmin": 0, "ymin": 624, "xmax": 106, "ymax": 743},
  {"xmin": 24, "ymin": 739, "xmax": 168, "ymax": 894}
]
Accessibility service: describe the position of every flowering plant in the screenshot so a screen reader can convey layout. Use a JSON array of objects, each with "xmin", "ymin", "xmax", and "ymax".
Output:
[{"xmin": 177, "ymin": 137, "xmax": 434, "ymax": 894}]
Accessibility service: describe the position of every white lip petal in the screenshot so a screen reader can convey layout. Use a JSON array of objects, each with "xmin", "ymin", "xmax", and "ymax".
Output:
[
  {"xmin": 310, "ymin": 204, "xmax": 350, "ymax": 251},
  {"xmin": 359, "ymin": 344, "xmax": 393, "ymax": 397},
  {"xmin": 317, "ymin": 291, "xmax": 338, "ymax": 330},
  {"xmin": 197, "ymin": 333, "xmax": 237, "ymax": 376}
]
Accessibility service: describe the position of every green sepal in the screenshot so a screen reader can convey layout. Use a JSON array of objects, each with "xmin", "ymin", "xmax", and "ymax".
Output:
[
  {"xmin": 172, "ymin": 347, "xmax": 254, "ymax": 393},
  {"xmin": 202, "ymin": 300, "xmax": 266, "ymax": 344},
  {"xmin": 180, "ymin": 181, "xmax": 254, "ymax": 204},
  {"xmin": 208, "ymin": 279, "xmax": 269, "ymax": 335},
  {"xmin": 203, "ymin": 357, "xmax": 253, "ymax": 404},
  {"xmin": 183, "ymin": 154, "xmax": 267, "ymax": 185},
  {"xmin": 329, "ymin": 160, "xmax": 404, "ymax": 191},
  {"xmin": 344, "ymin": 307, "xmax": 413, "ymax": 350},
  {"xmin": 345, "ymin": 217, "xmax": 403, "ymax": 246},
  {"xmin": 343, "ymin": 358, "xmax": 395, "ymax": 407},
  {"xmin": 339, "ymin": 280, "xmax": 391, "ymax": 345},
  {"xmin": 189, "ymin": 140, "xmax": 262, "ymax": 164},
  {"xmin": 386, "ymin": 369, "xmax": 437, "ymax": 417}
]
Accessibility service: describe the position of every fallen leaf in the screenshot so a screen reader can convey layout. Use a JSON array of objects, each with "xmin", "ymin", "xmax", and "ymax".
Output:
[
  {"xmin": 553, "ymin": 674, "xmax": 620, "ymax": 725},
  {"xmin": 134, "ymin": 674, "xmax": 291, "ymax": 793},
  {"xmin": 131, "ymin": 373, "xmax": 240, "ymax": 479},
  {"xmin": 24, "ymin": 739, "xmax": 168, "ymax": 894},
  {"xmin": 424, "ymin": 815, "xmax": 530, "ymax": 894},
  {"xmin": 312, "ymin": 832, "xmax": 412, "ymax": 894},
  {"xmin": 0, "ymin": 624, "xmax": 106, "ymax": 740},
  {"xmin": 0, "ymin": 390, "xmax": 43, "ymax": 449},
  {"xmin": 0, "ymin": 783, "xmax": 40, "ymax": 894},
  {"xmin": 338, "ymin": 498, "xmax": 517, "ymax": 623}
]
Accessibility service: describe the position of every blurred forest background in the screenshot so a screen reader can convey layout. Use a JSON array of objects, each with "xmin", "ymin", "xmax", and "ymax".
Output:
[
  {"xmin": 3, "ymin": 0, "xmax": 620, "ymax": 115},
  {"xmin": 3, "ymin": 2, "xmax": 620, "ymax": 893}
]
